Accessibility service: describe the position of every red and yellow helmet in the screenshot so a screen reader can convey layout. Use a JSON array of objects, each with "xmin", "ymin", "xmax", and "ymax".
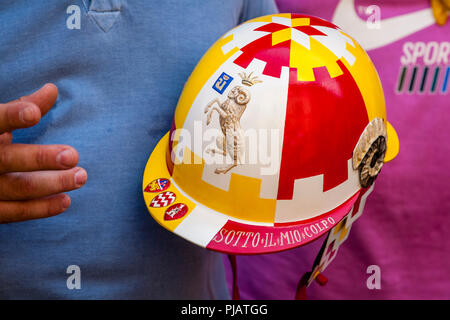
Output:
[{"xmin": 142, "ymin": 13, "xmax": 399, "ymax": 255}]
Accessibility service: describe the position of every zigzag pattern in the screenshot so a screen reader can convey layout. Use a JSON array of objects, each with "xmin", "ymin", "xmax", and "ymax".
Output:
[{"xmin": 150, "ymin": 191, "xmax": 176, "ymax": 208}]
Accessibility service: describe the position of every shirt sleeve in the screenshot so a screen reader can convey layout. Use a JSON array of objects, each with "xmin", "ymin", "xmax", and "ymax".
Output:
[{"xmin": 239, "ymin": 0, "xmax": 279, "ymax": 23}]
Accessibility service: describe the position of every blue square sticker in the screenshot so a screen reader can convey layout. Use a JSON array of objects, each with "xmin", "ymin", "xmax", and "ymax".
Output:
[{"xmin": 212, "ymin": 72, "xmax": 233, "ymax": 94}]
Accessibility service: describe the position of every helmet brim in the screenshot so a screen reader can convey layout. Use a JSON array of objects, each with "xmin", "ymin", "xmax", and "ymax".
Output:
[{"xmin": 143, "ymin": 131, "xmax": 361, "ymax": 255}]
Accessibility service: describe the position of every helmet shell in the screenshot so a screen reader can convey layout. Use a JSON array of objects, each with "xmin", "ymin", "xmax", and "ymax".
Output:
[{"xmin": 143, "ymin": 13, "xmax": 398, "ymax": 254}]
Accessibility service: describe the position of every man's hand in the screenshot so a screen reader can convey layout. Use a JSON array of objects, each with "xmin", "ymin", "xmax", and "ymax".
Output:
[{"xmin": 0, "ymin": 84, "xmax": 87, "ymax": 223}]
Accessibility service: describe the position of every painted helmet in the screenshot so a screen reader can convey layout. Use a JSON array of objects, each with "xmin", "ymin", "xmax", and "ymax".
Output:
[{"xmin": 143, "ymin": 13, "xmax": 399, "ymax": 255}]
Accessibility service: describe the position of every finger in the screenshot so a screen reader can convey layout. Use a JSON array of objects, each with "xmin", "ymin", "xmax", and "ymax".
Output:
[
  {"xmin": 0, "ymin": 132, "xmax": 12, "ymax": 145},
  {"xmin": 0, "ymin": 193, "xmax": 71, "ymax": 224},
  {"xmin": 0, "ymin": 83, "xmax": 58, "ymax": 133},
  {"xmin": 0, "ymin": 101, "xmax": 41, "ymax": 133},
  {"xmin": 0, "ymin": 144, "xmax": 79, "ymax": 174},
  {"xmin": 18, "ymin": 83, "xmax": 58, "ymax": 117},
  {"xmin": 0, "ymin": 167, "xmax": 87, "ymax": 201}
]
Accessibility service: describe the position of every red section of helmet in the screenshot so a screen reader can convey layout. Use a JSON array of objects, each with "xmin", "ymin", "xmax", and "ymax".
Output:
[
  {"xmin": 292, "ymin": 25, "xmax": 327, "ymax": 36},
  {"xmin": 233, "ymin": 33, "xmax": 291, "ymax": 78},
  {"xmin": 233, "ymin": 16, "xmax": 338, "ymax": 78},
  {"xmin": 254, "ymin": 22, "xmax": 289, "ymax": 33},
  {"xmin": 277, "ymin": 61, "xmax": 369, "ymax": 199}
]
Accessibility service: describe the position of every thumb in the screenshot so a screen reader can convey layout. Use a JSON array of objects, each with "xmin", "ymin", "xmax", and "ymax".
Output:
[{"xmin": 18, "ymin": 83, "xmax": 59, "ymax": 117}]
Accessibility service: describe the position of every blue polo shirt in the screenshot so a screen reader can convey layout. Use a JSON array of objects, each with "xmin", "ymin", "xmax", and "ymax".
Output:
[{"xmin": 0, "ymin": 0, "xmax": 278, "ymax": 299}]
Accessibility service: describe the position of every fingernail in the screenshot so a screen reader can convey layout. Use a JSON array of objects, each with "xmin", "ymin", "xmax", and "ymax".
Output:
[
  {"xmin": 19, "ymin": 106, "xmax": 36, "ymax": 124},
  {"xmin": 57, "ymin": 149, "xmax": 75, "ymax": 167},
  {"xmin": 74, "ymin": 168, "xmax": 87, "ymax": 186},
  {"xmin": 62, "ymin": 195, "xmax": 71, "ymax": 209}
]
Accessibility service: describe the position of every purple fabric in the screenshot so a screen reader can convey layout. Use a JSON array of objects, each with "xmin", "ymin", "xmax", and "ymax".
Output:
[{"xmin": 224, "ymin": 0, "xmax": 450, "ymax": 299}]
